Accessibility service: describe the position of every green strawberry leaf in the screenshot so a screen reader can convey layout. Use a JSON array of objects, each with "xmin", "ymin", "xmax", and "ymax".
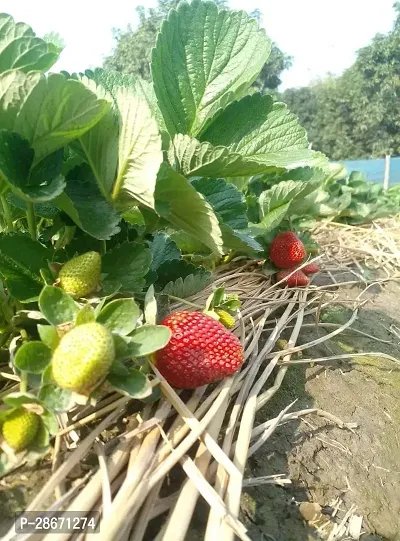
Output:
[
  {"xmin": 200, "ymin": 94, "xmax": 329, "ymax": 171},
  {"xmin": 38, "ymin": 384, "xmax": 75, "ymax": 413},
  {"xmin": 14, "ymin": 341, "xmax": 52, "ymax": 374},
  {"xmin": 75, "ymin": 77, "xmax": 164, "ymax": 210},
  {"xmin": 0, "ymin": 71, "xmax": 40, "ymax": 131},
  {"xmin": 97, "ymin": 298, "xmax": 140, "ymax": 336},
  {"xmin": 11, "ymin": 309, "xmax": 46, "ymax": 328},
  {"xmin": 107, "ymin": 363, "xmax": 152, "ymax": 399},
  {"xmin": 0, "ymin": 132, "xmax": 66, "ymax": 203},
  {"xmin": 141, "ymin": 385, "xmax": 162, "ymax": 404},
  {"xmin": 3, "ymin": 392, "xmax": 43, "ymax": 408},
  {"xmin": 37, "ymin": 325, "xmax": 60, "ymax": 351},
  {"xmin": 82, "ymin": 68, "xmax": 138, "ymax": 99},
  {"xmin": 168, "ymin": 133, "xmax": 270, "ymax": 178},
  {"xmin": 144, "ymin": 285, "xmax": 157, "ymax": 325},
  {"xmin": 112, "ymin": 87, "xmax": 163, "ymax": 209},
  {"xmin": 0, "ymin": 14, "xmax": 61, "ymax": 73},
  {"xmin": 0, "ymin": 452, "xmax": 20, "ymax": 478},
  {"xmin": 71, "ymin": 76, "xmax": 118, "ymax": 199},
  {"xmin": 39, "ymin": 286, "xmax": 79, "ymax": 326},
  {"xmin": 262, "ymin": 260, "xmax": 278, "ymax": 276},
  {"xmin": 220, "ymin": 225, "xmax": 264, "ymax": 255},
  {"xmin": 155, "ymin": 164, "xmax": 223, "ymax": 255},
  {"xmin": 152, "ymin": 0, "xmax": 271, "ymax": 137},
  {"xmin": 7, "ymin": 193, "xmax": 60, "ymax": 219},
  {"xmin": 0, "ymin": 234, "xmax": 51, "ymax": 302},
  {"xmin": 54, "ymin": 165, "xmax": 121, "ymax": 241},
  {"xmin": 12, "ymin": 72, "xmax": 110, "ymax": 164},
  {"xmin": 113, "ymin": 334, "xmax": 133, "ymax": 361},
  {"xmin": 150, "ymin": 232, "xmax": 181, "ymax": 272},
  {"xmin": 191, "ymin": 178, "xmax": 248, "ymax": 230},
  {"xmin": 218, "ymin": 296, "xmax": 241, "ymax": 313},
  {"xmin": 278, "ymin": 166, "xmax": 326, "ymax": 184},
  {"xmin": 41, "ymin": 364, "xmax": 54, "ymax": 385},
  {"xmin": 128, "ymin": 325, "xmax": 171, "ymax": 356},
  {"xmin": 163, "ymin": 276, "xmax": 210, "ymax": 298},
  {"xmin": 168, "ymin": 231, "xmax": 209, "ymax": 254},
  {"xmin": 102, "ymin": 242, "xmax": 152, "ymax": 294},
  {"xmin": 259, "ymin": 203, "xmax": 291, "ymax": 233},
  {"xmin": 40, "ymin": 409, "xmax": 58, "ymax": 435},
  {"xmin": 259, "ymin": 179, "xmax": 321, "ymax": 218},
  {"xmin": 205, "ymin": 286, "xmax": 226, "ymax": 311},
  {"xmin": 84, "ymin": 68, "xmax": 169, "ymax": 144},
  {"xmin": 75, "ymin": 304, "xmax": 96, "ymax": 325},
  {"xmin": 155, "ymin": 259, "xmax": 211, "ymax": 293}
]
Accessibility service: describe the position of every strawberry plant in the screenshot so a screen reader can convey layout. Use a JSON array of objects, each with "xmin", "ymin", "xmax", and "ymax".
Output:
[
  {"xmin": 0, "ymin": 1, "xmax": 332, "ymax": 474},
  {"xmin": 246, "ymin": 165, "xmax": 400, "ymax": 236}
]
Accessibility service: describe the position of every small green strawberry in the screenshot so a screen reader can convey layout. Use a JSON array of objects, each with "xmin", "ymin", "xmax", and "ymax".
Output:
[
  {"xmin": 51, "ymin": 322, "xmax": 115, "ymax": 394},
  {"xmin": 215, "ymin": 309, "xmax": 235, "ymax": 329},
  {"xmin": 2, "ymin": 408, "xmax": 40, "ymax": 452},
  {"xmin": 59, "ymin": 251, "xmax": 101, "ymax": 298}
]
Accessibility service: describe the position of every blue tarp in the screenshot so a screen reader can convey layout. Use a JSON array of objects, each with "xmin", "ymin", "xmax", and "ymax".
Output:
[{"xmin": 341, "ymin": 158, "xmax": 400, "ymax": 184}]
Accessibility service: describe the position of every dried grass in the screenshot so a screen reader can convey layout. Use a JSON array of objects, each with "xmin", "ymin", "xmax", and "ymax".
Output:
[{"xmin": 6, "ymin": 217, "xmax": 400, "ymax": 541}]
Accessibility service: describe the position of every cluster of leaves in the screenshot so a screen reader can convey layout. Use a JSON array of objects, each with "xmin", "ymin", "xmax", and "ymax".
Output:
[
  {"xmin": 282, "ymin": 3, "xmax": 400, "ymax": 160},
  {"xmin": 0, "ymin": 282, "xmax": 171, "ymax": 474},
  {"xmin": 0, "ymin": 1, "xmax": 329, "ymax": 473},
  {"xmin": 0, "ymin": 2, "xmax": 328, "ymax": 303},
  {"xmin": 231, "ymin": 166, "xmax": 328, "ymax": 254},
  {"xmin": 244, "ymin": 163, "xmax": 400, "ymax": 242},
  {"xmin": 293, "ymin": 170, "xmax": 400, "ymax": 226}
]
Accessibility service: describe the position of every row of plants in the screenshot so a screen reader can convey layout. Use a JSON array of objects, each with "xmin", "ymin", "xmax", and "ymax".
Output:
[{"xmin": 0, "ymin": 1, "xmax": 397, "ymax": 475}]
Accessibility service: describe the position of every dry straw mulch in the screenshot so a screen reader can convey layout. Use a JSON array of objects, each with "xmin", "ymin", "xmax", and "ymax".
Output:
[{"xmin": 4, "ymin": 218, "xmax": 400, "ymax": 541}]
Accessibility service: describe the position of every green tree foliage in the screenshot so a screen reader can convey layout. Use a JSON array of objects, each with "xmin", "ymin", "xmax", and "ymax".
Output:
[
  {"xmin": 104, "ymin": 0, "xmax": 291, "ymax": 93},
  {"xmin": 282, "ymin": 2, "xmax": 400, "ymax": 160}
]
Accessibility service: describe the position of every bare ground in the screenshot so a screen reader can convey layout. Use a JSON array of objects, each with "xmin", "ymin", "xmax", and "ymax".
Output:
[{"xmin": 240, "ymin": 278, "xmax": 400, "ymax": 541}]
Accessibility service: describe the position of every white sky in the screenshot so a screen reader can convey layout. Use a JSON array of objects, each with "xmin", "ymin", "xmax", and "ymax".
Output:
[{"xmin": 1, "ymin": 0, "xmax": 396, "ymax": 89}]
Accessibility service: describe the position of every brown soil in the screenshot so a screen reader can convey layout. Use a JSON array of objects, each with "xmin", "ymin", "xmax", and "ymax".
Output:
[{"xmin": 241, "ymin": 278, "xmax": 400, "ymax": 541}]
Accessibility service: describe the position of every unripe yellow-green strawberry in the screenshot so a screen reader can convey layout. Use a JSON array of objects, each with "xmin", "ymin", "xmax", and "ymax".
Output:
[
  {"xmin": 215, "ymin": 309, "xmax": 236, "ymax": 329},
  {"xmin": 2, "ymin": 408, "xmax": 40, "ymax": 452},
  {"xmin": 59, "ymin": 252, "xmax": 101, "ymax": 298},
  {"xmin": 52, "ymin": 322, "xmax": 115, "ymax": 394}
]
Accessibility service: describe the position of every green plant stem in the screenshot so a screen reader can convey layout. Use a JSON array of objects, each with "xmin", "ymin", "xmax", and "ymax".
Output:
[
  {"xmin": 1, "ymin": 195, "xmax": 14, "ymax": 232},
  {"xmin": 20, "ymin": 371, "xmax": 28, "ymax": 392},
  {"xmin": 26, "ymin": 203, "xmax": 37, "ymax": 240},
  {"xmin": 101, "ymin": 240, "xmax": 107, "ymax": 255}
]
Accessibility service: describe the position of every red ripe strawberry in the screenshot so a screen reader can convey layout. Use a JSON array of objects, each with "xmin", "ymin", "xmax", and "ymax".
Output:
[
  {"xmin": 302, "ymin": 263, "xmax": 320, "ymax": 275},
  {"xmin": 277, "ymin": 269, "xmax": 310, "ymax": 288},
  {"xmin": 269, "ymin": 232, "xmax": 306, "ymax": 269},
  {"xmin": 154, "ymin": 311, "xmax": 243, "ymax": 389}
]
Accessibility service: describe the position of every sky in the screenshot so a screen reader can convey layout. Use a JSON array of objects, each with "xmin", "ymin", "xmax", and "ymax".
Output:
[{"xmin": 1, "ymin": 0, "xmax": 397, "ymax": 89}]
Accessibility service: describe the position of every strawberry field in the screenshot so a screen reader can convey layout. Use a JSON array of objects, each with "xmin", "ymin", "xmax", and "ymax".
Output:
[{"xmin": 0, "ymin": 2, "xmax": 400, "ymax": 540}]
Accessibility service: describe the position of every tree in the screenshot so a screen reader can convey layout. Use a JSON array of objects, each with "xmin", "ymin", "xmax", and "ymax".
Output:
[
  {"xmin": 252, "ymin": 44, "xmax": 292, "ymax": 93},
  {"xmin": 282, "ymin": 2, "xmax": 400, "ymax": 160},
  {"xmin": 104, "ymin": 0, "xmax": 291, "ymax": 93}
]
